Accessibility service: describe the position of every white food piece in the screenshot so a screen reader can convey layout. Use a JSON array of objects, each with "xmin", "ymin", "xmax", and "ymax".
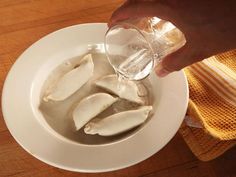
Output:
[
  {"xmin": 46, "ymin": 54, "xmax": 94, "ymax": 101},
  {"xmin": 84, "ymin": 106, "xmax": 152, "ymax": 136},
  {"xmin": 95, "ymin": 74, "xmax": 145, "ymax": 104},
  {"xmin": 73, "ymin": 93, "xmax": 118, "ymax": 131},
  {"xmin": 64, "ymin": 61, "xmax": 72, "ymax": 66}
]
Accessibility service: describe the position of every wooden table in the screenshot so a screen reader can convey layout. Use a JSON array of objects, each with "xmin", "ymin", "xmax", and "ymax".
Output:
[{"xmin": 0, "ymin": 1, "xmax": 235, "ymax": 176}]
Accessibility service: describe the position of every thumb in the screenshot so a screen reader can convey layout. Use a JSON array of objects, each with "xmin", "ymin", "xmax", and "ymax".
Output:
[
  {"xmin": 109, "ymin": 1, "xmax": 174, "ymax": 27},
  {"xmin": 155, "ymin": 43, "xmax": 205, "ymax": 77}
]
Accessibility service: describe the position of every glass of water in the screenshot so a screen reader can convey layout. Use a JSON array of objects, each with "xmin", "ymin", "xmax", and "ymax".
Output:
[{"xmin": 104, "ymin": 17, "xmax": 186, "ymax": 80}]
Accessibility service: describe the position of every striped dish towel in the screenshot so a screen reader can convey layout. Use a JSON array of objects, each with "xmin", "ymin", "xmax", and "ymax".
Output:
[
  {"xmin": 184, "ymin": 49, "xmax": 236, "ymax": 140},
  {"xmin": 178, "ymin": 49, "xmax": 236, "ymax": 161}
]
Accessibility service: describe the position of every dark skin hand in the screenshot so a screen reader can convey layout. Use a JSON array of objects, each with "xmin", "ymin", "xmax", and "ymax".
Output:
[{"xmin": 109, "ymin": 0, "xmax": 236, "ymax": 77}]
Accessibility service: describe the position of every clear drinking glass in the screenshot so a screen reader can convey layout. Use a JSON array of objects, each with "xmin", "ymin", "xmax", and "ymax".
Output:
[{"xmin": 105, "ymin": 17, "xmax": 186, "ymax": 80}]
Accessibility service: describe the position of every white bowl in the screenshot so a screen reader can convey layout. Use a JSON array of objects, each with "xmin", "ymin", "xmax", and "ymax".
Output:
[{"xmin": 2, "ymin": 23, "xmax": 188, "ymax": 172}]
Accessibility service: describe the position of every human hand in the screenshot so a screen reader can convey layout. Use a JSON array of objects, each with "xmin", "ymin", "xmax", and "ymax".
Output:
[{"xmin": 109, "ymin": 0, "xmax": 236, "ymax": 77}]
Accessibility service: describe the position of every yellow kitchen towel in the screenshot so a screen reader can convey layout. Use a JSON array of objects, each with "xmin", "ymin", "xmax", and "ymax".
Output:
[
  {"xmin": 179, "ymin": 121, "xmax": 235, "ymax": 161},
  {"xmin": 184, "ymin": 49, "xmax": 236, "ymax": 140},
  {"xmin": 179, "ymin": 49, "xmax": 236, "ymax": 161}
]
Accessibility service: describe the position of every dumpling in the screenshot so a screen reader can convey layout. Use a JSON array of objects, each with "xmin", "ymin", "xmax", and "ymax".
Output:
[
  {"xmin": 73, "ymin": 93, "xmax": 118, "ymax": 131},
  {"xmin": 95, "ymin": 74, "xmax": 145, "ymax": 105},
  {"xmin": 84, "ymin": 106, "xmax": 152, "ymax": 136},
  {"xmin": 45, "ymin": 54, "xmax": 94, "ymax": 101}
]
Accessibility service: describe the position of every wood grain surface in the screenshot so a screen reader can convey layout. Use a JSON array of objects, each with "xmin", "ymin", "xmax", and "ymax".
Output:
[{"xmin": 0, "ymin": 1, "xmax": 235, "ymax": 177}]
